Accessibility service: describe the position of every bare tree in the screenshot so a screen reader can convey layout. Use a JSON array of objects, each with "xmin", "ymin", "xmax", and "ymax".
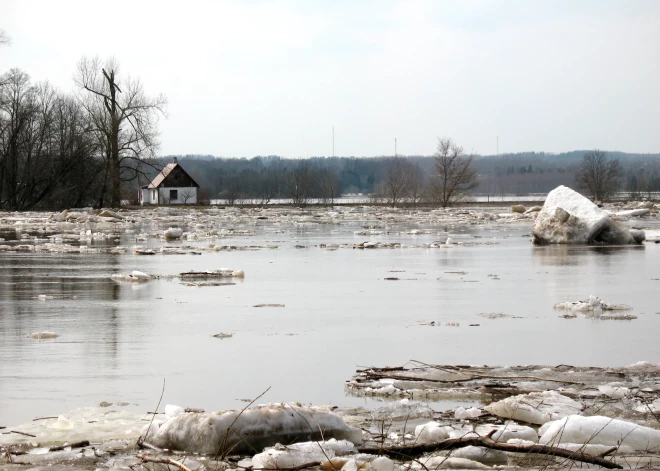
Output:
[
  {"xmin": 375, "ymin": 157, "xmax": 418, "ymax": 207},
  {"xmin": 75, "ymin": 56, "xmax": 167, "ymax": 207},
  {"xmin": 0, "ymin": 29, "xmax": 10, "ymax": 47},
  {"xmin": 221, "ymin": 186, "xmax": 240, "ymax": 205},
  {"xmin": 428, "ymin": 138, "xmax": 478, "ymax": 207},
  {"xmin": 319, "ymin": 168, "xmax": 341, "ymax": 205},
  {"xmin": 285, "ymin": 161, "xmax": 316, "ymax": 206},
  {"xmin": 575, "ymin": 150, "xmax": 623, "ymax": 202},
  {"xmin": 0, "ymin": 69, "xmax": 101, "ymax": 209},
  {"xmin": 408, "ymin": 161, "xmax": 424, "ymax": 205},
  {"xmin": 180, "ymin": 188, "xmax": 195, "ymax": 204}
]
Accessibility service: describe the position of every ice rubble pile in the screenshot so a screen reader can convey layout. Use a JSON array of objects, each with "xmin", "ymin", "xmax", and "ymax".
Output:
[
  {"xmin": 143, "ymin": 402, "xmax": 363, "ymax": 454},
  {"xmin": 110, "ymin": 270, "xmax": 151, "ymax": 282},
  {"xmin": 415, "ymin": 421, "xmax": 538, "ymax": 444},
  {"xmin": 532, "ymin": 185, "xmax": 644, "ymax": 244},
  {"xmin": 252, "ymin": 439, "xmax": 356, "ymax": 468},
  {"xmin": 553, "ymin": 295, "xmax": 631, "ymax": 311},
  {"xmin": 484, "ymin": 391, "xmax": 583, "ymax": 425},
  {"xmin": 0, "ymin": 408, "xmax": 150, "ymax": 446}
]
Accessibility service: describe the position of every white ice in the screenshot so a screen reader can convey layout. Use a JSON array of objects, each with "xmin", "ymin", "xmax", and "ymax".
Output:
[
  {"xmin": 539, "ymin": 415, "xmax": 660, "ymax": 451},
  {"xmin": 454, "ymin": 407, "xmax": 482, "ymax": 420},
  {"xmin": 484, "ymin": 390, "xmax": 583, "ymax": 425},
  {"xmin": 252, "ymin": 439, "xmax": 355, "ymax": 469},
  {"xmin": 144, "ymin": 403, "xmax": 363, "ymax": 454},
  {"xmin": 414, "ymin": 421, "xmax": 454, "ymax": 443},
  {"xmin": 532, "ymin": 185, "xmax": 641, "ymax": 244},
  {"xmin": 0, "ymin": 407, "xmax": 151, "ymax": 446}
]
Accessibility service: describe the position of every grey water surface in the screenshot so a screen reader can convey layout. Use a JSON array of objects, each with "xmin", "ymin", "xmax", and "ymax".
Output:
[{"xmin": 1, "ymin": 220, "xmax": 659, "ymax": 426}]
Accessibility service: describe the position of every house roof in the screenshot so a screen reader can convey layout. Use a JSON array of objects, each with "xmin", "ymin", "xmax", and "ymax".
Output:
[{"xmin": 147, "ymin": 163, "xmax": 200, "ymax": 189}]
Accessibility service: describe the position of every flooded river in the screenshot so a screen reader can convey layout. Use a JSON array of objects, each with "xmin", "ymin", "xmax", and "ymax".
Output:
[{"xmin": 1, "ymin": 207, "xmax": 659, "ymax": 426}]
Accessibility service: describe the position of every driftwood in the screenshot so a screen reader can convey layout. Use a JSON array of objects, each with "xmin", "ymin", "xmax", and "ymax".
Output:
[
  {"xmin": 138, "ymin": 453, "xmax": 193, "ymax": 471},
  {"xmin": 6, "ymin": 430, "xmax": 36, "ymax": 438},
  {"xmin": 239, "ymin": 462, "xmax": 322, "ymax": 471},
  {"xmin": 49, "ymin": 440, "xmax": 89, "ymax": 452},
  {"xmin": 357, "ymin": 434, "xmax": 622, "ymax": 469}
]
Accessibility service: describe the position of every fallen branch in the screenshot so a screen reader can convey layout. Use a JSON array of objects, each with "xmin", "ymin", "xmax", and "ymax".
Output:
[
  {"xmin": 409, "ymin": 360, "xmax": 583, "ymax": 384},
  {"xmin": 363, "ymin": 372, "xmax": 472, "ymax": 384},
  {"xmin": 8, "ymin": 430, "xmax": 36, "ymax": 438},
  {"xmin": 32, "ymin": 416, "xmax": 58, "ymax": 421},
  {"xmin": 357, "ymin": 436, "xmax": 622, "ymax": 469},
  {"xmin": 137, "ymin": 453, "xmax": 193, "ymax": 471},
  {"xmin": 136, "ymin": 440, "xmax": 164, "ymax": 452},
  {"xmin": 238, "ymin": 461, "xmax": 322, "ymax": 471},
  {"xmin": 49, "ymin": 440, "xmax": 89, "ymax": 452}
]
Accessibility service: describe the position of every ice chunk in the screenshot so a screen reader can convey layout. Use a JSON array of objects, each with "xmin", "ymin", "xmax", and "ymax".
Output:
[
  {"xmin": 532, "ymin": 185, "xmax": 642, "ymax": 245},
  {"xmin": 0, "ymin": 407, "xmax": 151, "ymax": 446},
  {"xmin": 484, "ymin": 390, "xmax": 583, "ymax": 425},
  {"xmin": 539, "ymin": 415, "xmax": 660, "ymax": 451},
  {"xmin": 252, "ymin": 439, "xmax": 356, "ymax": 469},
  {"xmin": 111, "ymin": 272, "xmax": 151, "ymax": 283},
  {"xmin": 615, "ymin": 209, "xmax": 650, "ymax": 217},
  {"xmin": 48, "ymin": 415, "xmax": 74, "ymax": 430},
  {"xmin": 130, "ymin": 270, "xmax": 151, "ymax": 280},
  {"xmin": 435, "ymin": 445, "xmax": 508, "ymax": 466},
  {"xmin": 164, "ymin": 404, "xmax": 185, "ymax": 418},
  {"xmin": 454, "ymin": 407, "xmax": 482, "ymax": 419},
  {"xmin": 447, "ymin": 422, "xmax": 538, "ymax": 443},
  {"xmin": 598, "ymin": 384, "xmax": 629, "ymax": 399},
  {"xmin": 414, "ymin": 421, "xmax": 453, "ymax": 443},
  {"xmin": 553, "ymin": 295, "xmax": 631, "ymax": 312},
  {"xmin": 164, "ymin": 227, "xmax": 183, "ymax": 240},
  {"xmin": 144, "ymin": 403, "xmax": 363, "ymax": 454},
  {"xmin": 371, "ymin": 456, "xmax": 395, "ymax": 471}
]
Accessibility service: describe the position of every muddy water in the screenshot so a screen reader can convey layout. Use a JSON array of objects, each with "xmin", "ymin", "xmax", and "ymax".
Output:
[{"xmin": 1, "ymin": 220, "xmax": 659, "ymax": 426}]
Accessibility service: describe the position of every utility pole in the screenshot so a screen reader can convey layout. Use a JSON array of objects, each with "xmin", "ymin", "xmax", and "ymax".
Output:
[
  {"xmin": 394, "ymin": 138, "xmax": 397, "ymax": 157},
  {"xmin": 332, "ymin": 126, "xmax": 335, "ymax": 157},
  {"xmin": 497, "ymin": 136, "xmax": 499, "ymax": 156}
]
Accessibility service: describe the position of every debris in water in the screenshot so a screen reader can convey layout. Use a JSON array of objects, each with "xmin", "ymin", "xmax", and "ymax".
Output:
[
  {"xmin": 212, "ymin": 333, "xmax": 233, "ymax": 339},
  {"xmin": 553, "ymin": 295, "xmax": 631, "ymax": 311},
  {"xmin": 23, "ymin": 332, "xmax": 59, "ymax": 339}
]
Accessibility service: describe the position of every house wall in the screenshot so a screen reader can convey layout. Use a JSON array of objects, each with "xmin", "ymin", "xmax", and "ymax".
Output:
[
  {"xmin": 140, "ymin": 188, "xmax": 159, "ymax": 205},
  {"xmin": 158, "ymin": 187, "xmax": 197, "ymax": 205}
]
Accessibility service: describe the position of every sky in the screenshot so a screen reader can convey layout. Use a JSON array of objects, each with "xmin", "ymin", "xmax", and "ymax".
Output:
[{"xmin": 1, "ymin": 0, "xmax": 659, "ymax": 158}]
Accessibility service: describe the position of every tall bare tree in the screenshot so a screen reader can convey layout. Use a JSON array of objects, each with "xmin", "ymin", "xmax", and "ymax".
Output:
[
  {"xmin": 375, "ymin": 157, "xmax": 417, "ymax": 207},
  {"xmin": 319, "ymin": 168, "xmax": 340, "ymax": 205},
  {"xmin": 75, "ymin": 56, "xmax": 167, "ymax": 207},
  {"xmin": 285, "ymin": 160, "xmax": 317, "ymax": 206},
  {"xmin": 0, "ymin": 69, "xmax": 101, "ymax": 209},
  {"xmin": 575, "ymin": 150, "xmax": 623, "ymax": 202},
  {"xmin": 428, "ymin": 138, "xmax": 478, "ymax": 207}
]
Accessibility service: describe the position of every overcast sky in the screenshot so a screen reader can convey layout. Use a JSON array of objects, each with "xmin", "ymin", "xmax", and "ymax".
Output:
[{"xmin": 2, "ymin": 0, "xmax": 659, "ymax": 158}]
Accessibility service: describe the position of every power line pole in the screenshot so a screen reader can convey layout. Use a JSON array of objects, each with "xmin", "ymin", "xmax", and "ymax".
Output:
[
  {"xmin": 394, "ymin": 138, "xmax": 397, "ymax": 157},
  {"xmin": 497, "ymin": 136, "xmax": 499, "ymax": 156},
  {"xmin": 332, "ymin": 126, "xmax": 335, "ymax": 157}
]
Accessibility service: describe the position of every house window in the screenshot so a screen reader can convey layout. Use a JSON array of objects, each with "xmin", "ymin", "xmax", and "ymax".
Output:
[{"xmin": 170, "ymin": 189, "xmax": 178, "ymax": 201}]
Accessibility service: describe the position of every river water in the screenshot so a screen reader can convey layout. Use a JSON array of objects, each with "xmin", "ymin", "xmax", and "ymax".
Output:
[{"xmin": 1, "ymin": 212, "xmax": 659, "ymax": 426}]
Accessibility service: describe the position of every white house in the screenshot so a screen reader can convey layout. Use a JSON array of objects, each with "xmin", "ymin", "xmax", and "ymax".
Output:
[{"xmin": 139, "ymin": 157, "xmax": 200, "ymax": 205}]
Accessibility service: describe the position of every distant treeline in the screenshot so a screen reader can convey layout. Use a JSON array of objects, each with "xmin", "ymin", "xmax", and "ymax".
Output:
[{"xmin": 134, "ymin": 151, "xmax": 660, "ymax": 204}]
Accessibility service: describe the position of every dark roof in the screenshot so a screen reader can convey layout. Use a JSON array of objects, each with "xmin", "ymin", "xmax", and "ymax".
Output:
[{"xmin": 147, "ymin": 163, "xmax": 200, "ymax": 189}]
